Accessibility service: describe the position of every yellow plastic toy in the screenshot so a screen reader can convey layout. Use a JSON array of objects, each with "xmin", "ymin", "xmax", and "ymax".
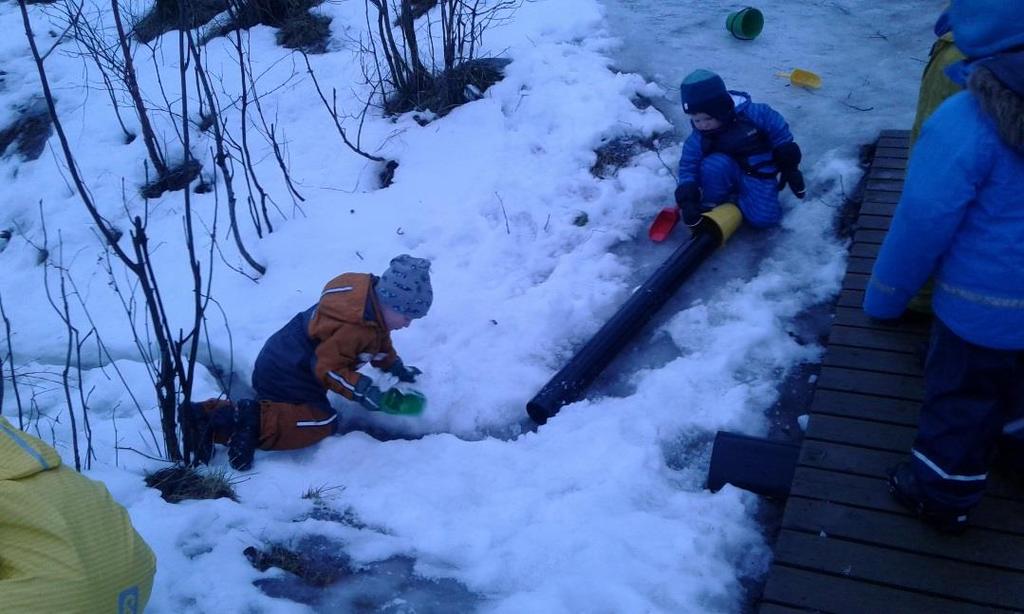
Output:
[
  {"xmin": 700, "ymin": 203, "xmax": 744, "ymax": 244},
  {"xmin": 776, "ymin": 68, "xmax": 823, "ymax": 89}
]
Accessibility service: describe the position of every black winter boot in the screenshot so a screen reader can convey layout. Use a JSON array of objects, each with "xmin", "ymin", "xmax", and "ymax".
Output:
[
  {"xmin": 229, "ymin": 400, "xmax": 261, "ymax": 471},
  {"xmin": 888, "ymin": 461, "xmax": 969, "ymax": 534},
  {"xmin": 186, "ymin": 402, "xmax": 215, "ymax": 466}
]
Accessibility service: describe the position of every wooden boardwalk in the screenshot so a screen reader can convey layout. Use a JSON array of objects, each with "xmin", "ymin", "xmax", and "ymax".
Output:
[{"xmin": 757, "ymin": 130, "xmax": 1024, "ymax": 613}]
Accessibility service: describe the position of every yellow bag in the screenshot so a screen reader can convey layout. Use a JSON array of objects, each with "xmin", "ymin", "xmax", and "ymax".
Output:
[{"xmin": 0, "ymin": 417, "xmax": 156, "ymax": 613}]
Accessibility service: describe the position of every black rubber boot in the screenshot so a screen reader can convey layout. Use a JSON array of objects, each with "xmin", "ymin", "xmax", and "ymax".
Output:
[
  {"xmin": 888, "ymin": 461, "xmax": 969, "ymax": 534},
  {"xmin": 186, "ymin": 402, "xmax": 215, "ymax": 466},
  {"xmin": 228, "ymin": 400, "xmax": 261, "ymax": 471}
]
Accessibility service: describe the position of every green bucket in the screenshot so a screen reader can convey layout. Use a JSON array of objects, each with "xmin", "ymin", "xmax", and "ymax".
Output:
[
  {"xmin": 726, "ymin": 7, "xmax": 764, "ymax": 40},
  {"xmin": 380, "ymin": 389, "xmax": 426, "ymax": 416}
]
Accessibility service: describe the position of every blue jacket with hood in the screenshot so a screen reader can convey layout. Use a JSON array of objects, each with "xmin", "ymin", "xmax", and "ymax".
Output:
[{"xmin": 863, "ymin": 53, "xmax": 1024, "ymax": 349}]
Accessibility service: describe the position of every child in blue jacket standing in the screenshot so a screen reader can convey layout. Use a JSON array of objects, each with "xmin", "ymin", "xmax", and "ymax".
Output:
[
  {"xmin": 674, "ymin": 69, "xmax": 805, "ymax": 228},
  {"xmin": 864, "ymin": 0, "xmax": 1024, "ymax": 532}
]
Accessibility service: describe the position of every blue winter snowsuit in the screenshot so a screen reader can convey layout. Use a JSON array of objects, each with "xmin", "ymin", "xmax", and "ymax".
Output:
[
  {"xmin": 252, "ymin": 306, "xmax": 330, "ymax": 409},
  {"xmin": 677, "ymin": 92, "xmax": 795, "ymax": 228},
  {"xmin": 864, "ymin": 57, "xmax": 1024, "ymax": 513}
]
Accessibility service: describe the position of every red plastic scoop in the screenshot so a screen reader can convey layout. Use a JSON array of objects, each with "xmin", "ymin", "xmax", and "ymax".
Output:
[{"xmin": 648, "ymin": 206, "xmax": 680, "ymax": 242}]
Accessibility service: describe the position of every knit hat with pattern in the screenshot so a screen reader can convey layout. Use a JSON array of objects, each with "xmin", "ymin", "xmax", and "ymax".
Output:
[{"xmin": 377, "ymin": 254, "xmax": 433, "ymax": 319}]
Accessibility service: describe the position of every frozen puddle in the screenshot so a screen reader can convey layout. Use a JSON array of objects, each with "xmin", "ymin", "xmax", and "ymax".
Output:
[{"xmin": 248, "ymin": 536, "xmax": 484, "ymax": 612}]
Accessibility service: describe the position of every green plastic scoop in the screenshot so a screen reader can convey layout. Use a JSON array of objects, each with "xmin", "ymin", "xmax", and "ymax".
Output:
[{"xmin": 380, "ymin": 389, "xmax": 427, "ymax": 416}]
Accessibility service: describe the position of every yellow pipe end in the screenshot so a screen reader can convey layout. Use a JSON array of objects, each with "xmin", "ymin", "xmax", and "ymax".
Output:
[{"xmin": 700, "ymin": 203, "xmax": 743, "ymax": 245}]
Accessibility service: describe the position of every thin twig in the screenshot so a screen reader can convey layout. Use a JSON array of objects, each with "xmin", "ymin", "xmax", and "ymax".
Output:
[
  {"xmin": 0, "ymin": 290, "xmax": 25, "ymax": 429},
  {"xmin": 41, "ymin": 0, "xmax": 84, "ymax": 61},
  {"xmin": 301, "ymin": 50, "xmax": 386, "ymax": 162},
  {"xmin": 495, "ymin": 192, "xmax": 510, "ymax": 234},
  {"xmin": 116, "ymin": 445, "xmax": 173, "ymax": 463},
  {"xmin": 67, "ymin": 273, "xmax": 161, "ymax": 452},
  {"xmin": 840, "ymin": 92, "xmax": 874, "ymax": 112}
]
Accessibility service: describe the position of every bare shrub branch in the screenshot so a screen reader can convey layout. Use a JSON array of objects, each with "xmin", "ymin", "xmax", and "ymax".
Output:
[
  {"xmin": 0, "ymin": 290, "xmax": 26, "ymax": 430},
  {"xmin": 19, "ymin": 0, "xmax": 216, "ymax": 463}
]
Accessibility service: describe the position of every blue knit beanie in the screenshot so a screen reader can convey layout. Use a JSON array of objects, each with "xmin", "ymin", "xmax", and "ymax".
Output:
[
  {"xmin": 949, "ymin": 0, "xmax": 1024, "ymax": 58},
  {"xmin": 679, "ymin": 69, "xmax": 735, "ymax": 121}
]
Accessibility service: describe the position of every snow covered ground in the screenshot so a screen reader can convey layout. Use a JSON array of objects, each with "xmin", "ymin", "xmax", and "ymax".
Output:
[{"xmin": 0, "ymin": 0, "xmax": 938, "ymax": 611}]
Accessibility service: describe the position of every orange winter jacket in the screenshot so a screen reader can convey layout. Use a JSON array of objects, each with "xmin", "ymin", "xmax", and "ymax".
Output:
[{"xmin": 309, "ymin": 273, "xmax": 398, "ymax": 399}]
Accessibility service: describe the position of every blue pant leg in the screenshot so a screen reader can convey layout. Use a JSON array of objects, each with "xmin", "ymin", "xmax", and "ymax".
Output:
[
  {"xmin": 699, "ymin": 154, "xmax": 782, "ymax": 226},
  {"xmin": 737, "ymin": 174, "xmax": 782, "ymax": 228},
  {"xmin": 911, "ymin": 318, "xmax": 1017, "ymax": 511},
  {"xmin": 997, "ymin": 352, "xmax": 1024, "ymax": 470},
  {"xmin": 698, "ymin": 153, "xmax": 741, "ymax": 206}
]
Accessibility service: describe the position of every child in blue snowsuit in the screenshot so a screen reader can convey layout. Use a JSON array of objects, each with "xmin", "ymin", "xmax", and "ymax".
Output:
[
  {"xmin": 864, "ymin": 0, "xmax": 1024, "ymax": 532},
  {"xmin": 675, "ymin": 69, "xmax": 804, "ymax": 228}
]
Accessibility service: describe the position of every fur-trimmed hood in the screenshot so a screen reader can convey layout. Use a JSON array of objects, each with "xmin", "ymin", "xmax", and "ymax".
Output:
[{"xmin": 968, "ymin": 58, "xmax": 1024, "ymax": 151}]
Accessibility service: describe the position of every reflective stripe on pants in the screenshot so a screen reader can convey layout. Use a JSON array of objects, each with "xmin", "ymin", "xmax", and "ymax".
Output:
[
  {"xmin": 912, "ymin": 318, "xmax": 1024, "ymax": 510},
  {"xmin": 257, "ymin": 401, "xmax": 338, "ymax": 451}
]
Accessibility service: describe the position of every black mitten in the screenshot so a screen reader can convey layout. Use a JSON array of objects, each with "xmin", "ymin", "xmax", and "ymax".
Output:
[
  {"xmin": 773, "ymin": 142, "xmax": 806, "ymax": 199},
  {"xmin": 674, "ymin": 182, "xmax": 700, "ymax": 208}
]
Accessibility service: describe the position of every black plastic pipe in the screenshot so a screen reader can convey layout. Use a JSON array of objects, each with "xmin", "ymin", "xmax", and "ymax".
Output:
[{"xmin": 527, "ymin": 222, "xmax": 726, "ymax": 425}]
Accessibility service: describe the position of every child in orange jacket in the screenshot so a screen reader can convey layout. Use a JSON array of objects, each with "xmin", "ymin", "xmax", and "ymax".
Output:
[{"xmin": 190, "ymin": 254, "xmax": 432, "ymax": 470}]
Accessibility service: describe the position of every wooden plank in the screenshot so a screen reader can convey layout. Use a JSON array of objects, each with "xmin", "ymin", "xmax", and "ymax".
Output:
[
  {"xmin": 816, "ymin": 366, "xmax": 924, "ymax": 401},
  {"xmin": 799, "ymin": 439, "xmax": 905, "ymax": 477},
  {"xmin": 865, "ymin": 178, "xmax": 905, "ymax": 193},
  {"xmin": 991, "ymin": 473, "xmax": 1024, "ymax": 501},
  {"xmin": 835, "ymin": 289, "xmax": 864, "ymax": 308},
  {"xmin": 805, "ymin": 414, "xmax": 917, "ymax": 451},
  {"xmin": 869, "ymin": 156, "xmax": 908, "ymax": 170},
  {"xmin": 849, "ymin": 242, "xmax": 879, "ymax": 259},
  {"xmin": 867, "ymin": 167, "xmax": 906, "ymax": 181},
  {"xmin": 841, "ymin": 271, "xmax": 867, "ymax": 291},
  {"xmin": 853, "ymin": 228, "xmax": 887, "ymax": 245},
  {"xmin": 871, "ymin": 144, "xmax": 908, "ymax": 156},
  {"xmin": 876, "ymin": 138, "xmax": 909, "ymax": 151},
  {"xmin": 760, "ymin": 564, "xmax": 993, "ymax": 614},
  {"xmin": 879, "ymin": 129, "xmax": 911, "ymax": 138},
  {"xmin": 827, "ymin": 325, "xmax": 924, "ymax": 353},
  {"xmin": 862, "ymin": 189, "xmax": 901, "ymax": 204},
  {"xmin": 822, "ymin": 345, "xmax": 922, "ymax": 377},
  {"xmin": 871, "ymin": 145, "xmax": 909, "ymax": 157},
  {"xmin": 788, "ymin": 467, "xmax": 1024, "ymax": 534},
  {"xmin": 798, "ymin": 440, "xmax": 1023, "ymax": 501},
  {"xmin": 832, "ymin": 306, "xmax": 930, "ymax": 334},
  {"xmin": 810, "ymin": 389, "xmax": 919, "ymax": 426},
  {"xmin": 791, "ymin": 467, "xmax": 919, "ymax": 512},
  {"xmin": 782, "ymin": 497, "xmax": 1024, "ymax": 572},
  {"xmin": 773, "ymin": 530, "xmax": 1024, "ymax": 610},
  {"xmin": 859, "ymin": 199, "xmax": 896, "ymax": 217},
  {"xmin": 855, "ymin": 214, "xmax": 892, "ymax": 231},
  {"xmin": 845, "ymin": 256, "xmax": 873, "ymax": 275}
]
